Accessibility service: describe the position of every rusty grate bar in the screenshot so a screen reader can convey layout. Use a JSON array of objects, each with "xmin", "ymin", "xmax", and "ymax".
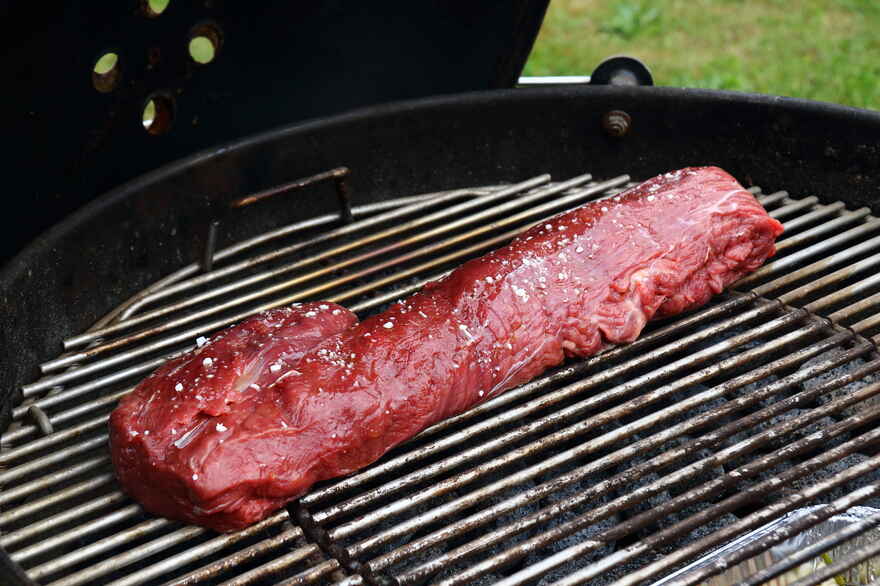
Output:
[
  {"xmin": 162, "ymin": 533, "xmax": 315, "ymax": 585},
  {"xmin": 451, "ymin": 352, "xmax": 880, "ymax": 585},
  {"xmin": 393, "ymin": 337, "xmax": 876, "ymax": 585},
  {"xmin": 349, "ymin": 322, "xmax": 871, "ymax": 580},
  {"xmin": 615, "ymin": 460, "xmax": 880, "ymax": 586},
  {"xmin": 508, "ymin": 394, "xmax": 880, "ymax": 586},
  {"xmin": 305, "ymin": 295, "xmax": 764, "ymax": 515},
  {"xmin": 324, "ymin": 305, "xmax": 804, "ymax": 543},
  {"xmin": 272, "ymin": 559, "xmax": 353, "ymax": 586},
  {"xmin": 107, "ymin": 512, "xmax": 299, "ymax": 586}
]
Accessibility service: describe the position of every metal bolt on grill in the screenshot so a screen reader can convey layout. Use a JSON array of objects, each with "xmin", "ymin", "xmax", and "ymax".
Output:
[{"xmin": 3, "ymin": 167, "xmax": 880, "ymax": 585}]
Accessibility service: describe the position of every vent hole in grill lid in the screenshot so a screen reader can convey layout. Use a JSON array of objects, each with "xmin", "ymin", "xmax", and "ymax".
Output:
[
  {"xmin": 141, "ymin": 0, "xmax": 170, "ymax": 18},
  {"xmin": 188, "ymin": 22, "xmax": 222, "ymax": 65},
  {"xmin": 91, "ymin": 52, "xmax": 120, "ymax": 93},
  {"xmin": 142, "ymin": 93, "xmax": 175, "ymax": 136}
]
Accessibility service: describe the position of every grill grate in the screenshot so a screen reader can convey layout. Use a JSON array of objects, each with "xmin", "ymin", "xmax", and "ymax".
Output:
[{"xmin": 3, "ymin": 169, "xmax": 880, "ymax": 585}]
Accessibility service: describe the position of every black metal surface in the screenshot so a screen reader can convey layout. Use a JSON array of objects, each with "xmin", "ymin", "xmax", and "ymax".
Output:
[
  {"xmin": 0, "ymin": 550, "xmax": 34, "ymax": 586},
  {"xmin": 589, "ymin": 56, "xmax": 654, "ymax": 87},
  {"xmin": 2, "ymin": 0, "xmax": 549, "ymax": 264},
  {"xmin": 2, "ymin": 85, "xmax": 880, "ymax": 583}
]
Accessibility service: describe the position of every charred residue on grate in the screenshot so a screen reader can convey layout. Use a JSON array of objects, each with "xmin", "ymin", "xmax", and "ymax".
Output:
[{"xmin": 302, "ymin": 312, "xmax": 870, "ymax": 580}]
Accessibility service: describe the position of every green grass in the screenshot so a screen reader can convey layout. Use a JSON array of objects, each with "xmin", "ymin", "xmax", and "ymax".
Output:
[{"xmin": 524, "ymin": 0, "xmax": 880, "ymax": 109}]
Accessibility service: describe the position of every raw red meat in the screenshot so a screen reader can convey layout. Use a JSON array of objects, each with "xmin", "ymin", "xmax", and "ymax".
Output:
[
  {"xmin": 110, "ymin": 303, "xmax": 357, "ymax": 530},
  {"xmin": 110, "ymin": 166, "xmax": 784, "ymax": 531}
]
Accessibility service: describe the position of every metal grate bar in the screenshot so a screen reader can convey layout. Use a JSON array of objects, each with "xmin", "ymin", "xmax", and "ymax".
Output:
[
  {"xmin": 48, "ymin": 175, "xmax": 553, "ymax": 366},
  {"xmin": 30, "ymin": 517, "xmax": 180, "ymax": 581},
  {"xmin": 212, "ymin": 546, "xmax": 326, "ymax": 586},
  {"xmin": 0, "ymin": 489, "xmax": 126, "ymax": 548},
  {"xmin": 0, "ymin": 435, "xmax": 107, "ymax": 484},
  {"xmin": 0, "ymin": 474, "xmax": 116, "ymax": 530},
  {"xmin": 164, "ymin": 538, "xmax": 316, "ymax": 585},
  {"xmin": 768, "ymin": 196, "xmax": 819, "ymax": 219},
  {"xmin": 22, "ymin": 351, "xmax": 183, "ymax": 400},
  {"xmin": 271, "ymin": 559, "xmax": 348, "ymax": 586},
  {"xmin": 16, "ymin": 353, "xmax": 171, "ymax": 414},
  {"xmin": 25, "ymin": 176, "xmax": 625, "ymax": 395},
  {"xmin": 756, "ymin": 190, "xmax": 788, "ymax": 206},
  {"xmin": 60, "ymin": 184, "xmax": 541, "ymax": 353},
  {"xmin": 774, "ymin": 205, "xmax": 868, "ymax": 252},
  {"xmin": 67, "ymin": 175, "xmax": 592, "ymax": 363},
  {"xmin": 0, "ymin": 414, "xmax": 107, "ymax": 461},
  {"xmin": 855, "ymin": 308, "xmax": 880, "ymax": 337},
  {"xmin": 622, "ymin": 484, "xmax": 880, "ymax": 586},
  {"xmin": 12, "ymin": 504, "xmax": 142, "ymax": 564},
  {"xmin": 74, "ymin": 176, "xmax": 567, "ymax": 348},
  {"xmin": 4, "ymin": 387, "xmax": 129, "ymax": 445},
  {"xmin": 401, "ymin": 336, "xmax": 874, "ymax": 585},
  {"xmin": 804, "ymin": 270, "xmax": 880, "ymax": 317},
  {"xmin": 114, "ymin": 183, "xmax": 532, "ymax": 322},
  {"xmin": 302, "ymin": 295, "xmax": 757, "ymax": 510},
  {"xmin": 0, "ymin": 456, "xmax": 108, "ymax": 507},
  {"xmin": 354, "ymin": 311, "xmax": 820, "ymax": 566},
  {"xmin": 80, "ymin": 191, "xmax": 473, "ymax": 332},
  {"xmin": 740, "ymin": 219, "xmax": 880, "ymax": 282},
  {"xmin": 747, "ymin": 227, "xmax": 880, "ymax": 293},
  {"xmin": 106, "ymin": 512, "xmax": 292, "ymax": 586},
  {"xmin": 778, "ymin": 251, "xmax": 880, "ymax": 305},
  {"xmin": 322, "ymin": 302, "xmax": 795, "ymax": 536},
  {"xmin": 777, "ymin": 201, "xmax": 853, "ymax": 232},
  {"xmin": 99, "ymin": 188, "xmax": 497, "ymax": 328},
  {"xmin": 543, "ymin": 399, "xmax": 880, "ymax": 586},
  {"xmin": 437, "ymin": 347, "xmax": 880, "ymax": 585},
  {"xmin": 6, "ymin": 174, "xmax": 880, "ymax": 586},
  {"xmin": 371, "ymin": 329, "xmax": 870, "ymax": 579}
]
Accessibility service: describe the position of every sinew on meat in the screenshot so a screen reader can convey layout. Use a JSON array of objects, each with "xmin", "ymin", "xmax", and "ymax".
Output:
[
  {"xmin": 110, "ymin": 166, "xmax": 784, "ymax": 531},
  {"xmin": 110, "ymin": 303, "xmax": 357, "ymax": 530}
]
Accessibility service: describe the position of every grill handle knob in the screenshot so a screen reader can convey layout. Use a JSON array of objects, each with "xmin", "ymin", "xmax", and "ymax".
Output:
[
  {"xmin": 589, "ymin": 56, "xmax": 653, "ymax": 86},
  {"xmin": 517, "ymin": 56, "xmax": 653, "ymax": 87}
]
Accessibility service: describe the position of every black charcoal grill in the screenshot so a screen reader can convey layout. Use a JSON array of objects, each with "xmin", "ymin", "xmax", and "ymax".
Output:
[{"xmin": 5, "ymin": 3, "xmax": 880, "ymax": 585}]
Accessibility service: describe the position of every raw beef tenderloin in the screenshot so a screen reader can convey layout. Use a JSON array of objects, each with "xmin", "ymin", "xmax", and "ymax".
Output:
[{"xmin": 110, "ymin": 166, "xmax": 784, "ymax": 531}]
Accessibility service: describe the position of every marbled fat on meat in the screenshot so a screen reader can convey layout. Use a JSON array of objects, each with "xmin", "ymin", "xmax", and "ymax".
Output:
[{"xmin": 110, "ymin": 166, "xmax": 784, "ymax": 531}]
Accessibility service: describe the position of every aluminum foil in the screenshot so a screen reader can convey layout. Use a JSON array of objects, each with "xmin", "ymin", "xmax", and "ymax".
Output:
[{"xmin": 651, "ymin": 506, "xmax": 880, "ymax": 586}]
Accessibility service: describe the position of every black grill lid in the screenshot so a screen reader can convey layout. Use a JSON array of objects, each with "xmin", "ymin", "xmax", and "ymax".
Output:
[{"xmin": 3, "ymin": 0, "xmax": 549, "ymax": 263}]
